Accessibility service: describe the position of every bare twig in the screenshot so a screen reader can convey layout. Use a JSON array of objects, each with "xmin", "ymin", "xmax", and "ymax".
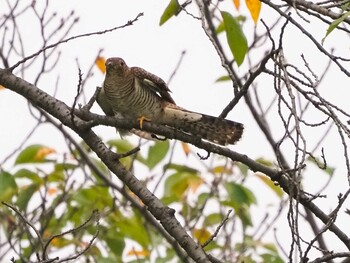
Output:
[
  {"xmin": 202, "ymin": 210, "xmax": 232, "ymax": 248},
  {"xmin": 9, "ymin": 13, "xmax": 144, "ymax": 71},
  {"xmin": 2, "ymin": 202, "xmax": 45, "ymax": 253}
]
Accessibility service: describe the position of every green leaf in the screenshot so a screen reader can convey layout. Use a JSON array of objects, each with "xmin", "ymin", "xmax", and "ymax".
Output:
[
  {"xmin": 54, "ymin": 163, "xmax": 78, "ymax": 172},
  {"xmin": 118, "ymin": 215, "xmax": 150, "ymax": 248},
  {"xmin": 202, "ymin": 240, "xmax": 222, "ymax": 251},
  {"xmin": 159, "ymin": 0, "xmax": 180, "ymax": 26},
  {"xmin": 221, "ymin": 200, "xmax": 252, "ymax": 226},
  {"xmin": 95, "ymin": 257, "xmax": 123, "ymax": 263},
  {"xmin": 146, "ymin": 140, "xmax": 169, "ymax": 169},
  {"xmin": 47, "ymin": 170, "xmax": 65, "ymax": 182},
  {"xmin": 107, "ymin": 139, "xmax": 136, "ymax": 153},
  {"xmin": 216, "ymin": 21, "xmax": 225, "ymax": 34},
  {"xmin": 127, "ymin": 259, "xmax": 148, "ymax": 263},
  {"xmin": 263, "ymin": 243, "xmax": 279, "ymax": 253},
  {"xmin": 203, "ymin": 213, "xmax": 224, "ymax": 227},
  {"xmin": 322, "ymin": 11, "xmax": 350, "ymax": 45},
  {"xmin": 163, "ymin": 172, "xmax": 191, "ymax": 200},
  {"xmin": 16, "ymin": 183, "xmax": 40, "ymax": 210},
  {"xmin": 237, "ymin": 15, "xmax": 247, "ymax": 23},
  {"xmin": 0, "ymin": 171, "xmax": 18, "ymax": 202},
  {"xmin": 225, "ymin": 182, "xmax": 256, "ymax": 206},
  {"xmin": 163, "ymin": 171, "xmax": 199, "ymax": 200},
  {"xmin": 221, "ymin": 11, "xmax": 248, "ymax": 66},
  {"xmin": 255, "ymin": 157, "xmax": 274, "ymax": 167},
  {"xmin": 222, "ymin": 183, "xmax": 255, "ymax": 226},
  {"xmin": 236, "ymin": 255, "xmax": 255, "ymax": 263},
  {"xmin": 217, "ymin": 16, "xmax": 247, "ymax": 34},
  {"xmin": 106, "ymin": 235, "xmax": 125, "ymax": 257},
  {"xmin": 161, "ymin": 195, "xmax": 179, "ymax": 205},
  {"xmin": 15, "ymin": 144, "xmax": 54, "ymax": 164},
  {"xmin": 14, "ymin": 169, "xmax": 43, "ymax": 184},
  {"xmin": 164, "ymin": 163, "xmax": 198, "ymax": 174},
  {"xmin": 74, "ymin": 186, "xmax": 113, "ymax": 211},
  {"xmin": 237, "ymin": 205, "xmax": 253, "ymax": 226},
  {"xmin": 22, "ymin": 246, "xmax": 34, "ymax": 260},
  {"xmin": 215, "ymin": 75, "xmax": 231, "ymax": 82},
  {"xmin": 197, "ymin": 192, "xmax": 210, "ymax": 207}
]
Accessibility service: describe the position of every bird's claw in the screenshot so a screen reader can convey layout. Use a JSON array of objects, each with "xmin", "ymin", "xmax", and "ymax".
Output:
[{"xmin": 138, "ymin": 116, "xmax": 151, "ymax": 129}]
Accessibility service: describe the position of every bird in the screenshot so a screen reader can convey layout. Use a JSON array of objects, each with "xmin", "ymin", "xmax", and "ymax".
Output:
[{"xmin": 96, "ymin": 57, "xmax": 244, "ymax": 145}]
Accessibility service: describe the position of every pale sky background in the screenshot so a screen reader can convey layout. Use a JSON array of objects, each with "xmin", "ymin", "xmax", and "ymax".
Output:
[{"xmin": 1, "ymin": 0, "xmax": 350, "ymax": 261}]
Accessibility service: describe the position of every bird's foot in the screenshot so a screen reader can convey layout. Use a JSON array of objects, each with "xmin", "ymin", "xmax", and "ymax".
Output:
[{"xmin": 138, "ymin": 116, "xmax": 151, "ymax": 129}]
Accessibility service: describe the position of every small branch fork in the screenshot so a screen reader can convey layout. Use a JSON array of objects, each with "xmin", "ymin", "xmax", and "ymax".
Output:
[
  {"xmin": 202, "ymin": 210, "xmax": 232, "ymax": 248},
  {"xmin": 2, "ymin": 202, "xmax": 100, "ymax": 262}
]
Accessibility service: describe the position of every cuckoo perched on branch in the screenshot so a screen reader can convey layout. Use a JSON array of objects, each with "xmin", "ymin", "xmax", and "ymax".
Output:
[{"xmin": 97, "ymin": 57, "xmax": 244, "ymax": 145}]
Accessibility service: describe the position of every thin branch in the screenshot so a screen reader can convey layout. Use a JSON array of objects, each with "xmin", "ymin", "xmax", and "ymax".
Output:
[
  {"xmin": 202, "ymin": 209, "xmax": 232, "ymax": 248},
  {"xmin": 2, "ymin": 202, "xmax": 45, "ymax": 253},
  {"xmin": 9, "ymin": 12, "xmax": 144, "ymax": 71},
  {"xmin": 43, "ymin": 210, "xmax": 100, "ymax": 260}
]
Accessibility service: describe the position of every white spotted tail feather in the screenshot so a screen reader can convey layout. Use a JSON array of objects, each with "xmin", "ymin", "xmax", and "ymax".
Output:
[{"xmin": 162, "ymin": 104, "xmax": 244, "ymax": 145}]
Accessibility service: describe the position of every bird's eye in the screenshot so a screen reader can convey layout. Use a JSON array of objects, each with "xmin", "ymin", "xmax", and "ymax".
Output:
[
  {"xmin": 106, "ymin": 61, "xmax": 112, "ymax": 68},
  {"xmin": 120, "ymin": 61, "xmax": 124, "ymax": 67}
]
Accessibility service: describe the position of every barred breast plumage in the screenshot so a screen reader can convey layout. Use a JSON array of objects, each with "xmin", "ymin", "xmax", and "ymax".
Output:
[{"xmin": 98, "ymin": 57, "xmax": 244, "ymax": 145}]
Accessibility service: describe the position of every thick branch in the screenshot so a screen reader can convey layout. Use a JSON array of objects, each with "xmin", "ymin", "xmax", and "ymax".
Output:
[
  {"xmin": 0, "ymin": 68, "xmax": 211, "ymax": 263},
  {"xmin": 1, "ymin": 68, "xmax": 350, "ymax": 253}
]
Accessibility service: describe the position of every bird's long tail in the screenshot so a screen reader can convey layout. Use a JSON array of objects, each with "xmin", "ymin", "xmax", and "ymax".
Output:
[
  {"xmin": 162, "ymin": 107, "xmax": 244, "ymax": 145},
  {"xmin": 182, "ymin": 113, "xmax": 244, "ymax": 145}
]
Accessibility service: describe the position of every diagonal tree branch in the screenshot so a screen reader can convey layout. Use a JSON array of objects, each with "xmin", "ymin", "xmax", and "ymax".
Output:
[
  {"xmin": 0, "ymin": 68, "xmax": 212, "ymax": 262},
  {"xmin": 1, "ymin": 65, "xmax": 350, "ymax": 253}
]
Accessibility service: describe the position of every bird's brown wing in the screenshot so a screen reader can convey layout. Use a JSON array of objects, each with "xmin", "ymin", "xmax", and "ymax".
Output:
[{"xmin": 131, "ymin": 66, "xmax": 176, "ymax": 104}]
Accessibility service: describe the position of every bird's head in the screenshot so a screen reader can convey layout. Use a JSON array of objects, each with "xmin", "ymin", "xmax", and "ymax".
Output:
[{"xmin": 105, "ymin": 57, "xmax": 128, "ymax": 76}]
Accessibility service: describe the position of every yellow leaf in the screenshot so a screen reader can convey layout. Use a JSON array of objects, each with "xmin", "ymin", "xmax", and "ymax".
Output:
[
  {"xmin": 50, "ymin": 237, "xmax": 71, "ymax": 247},
  {"xmin": 181, "ymin": 142, "xmax": 190, "ymax": 156},
  {"xmin": 34, "ymin": 147, "xmax": 55, "ymax": 161},
  {"xmin": 255, "ymin": 172, "xmax": 284, "ymax": 198},
  {"xmin": 0, "ymin": 85, "xmax": 5, "ymax": 90},
  {"xmin": 192, "ymin": 228, "xmax": 211, "ymax": 244},
  {"xmin": 255, "ymin": 157, "xmax": 274, "ymax": 167},
  {"xmin": 95, "ymin": 56, "xmax": 106, "ymax": 74},
  {"xmin": 48, "ymin": 187, "xmax": 57, "ymax": 196},
  {"xmin": 43, "ymin": 230, "xmax": 52, "ymax": 239},
  {"xmin": 127, "ymin": 249, "xmax": 150, "ymax": 257},
  {"xmin": 210, "ymin": 165, "xmax": 232, "ymax": 175},
  {"xmin": 188, "ymin": 176, "xmax": 203, "ymax": 193},
  {"xmin": 245, "ymin": 0, "xmax": 261, "ymax": 24},
  {"xmin": 233, "ymin": 0, "xmax": 240, "ymax": 10}
]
